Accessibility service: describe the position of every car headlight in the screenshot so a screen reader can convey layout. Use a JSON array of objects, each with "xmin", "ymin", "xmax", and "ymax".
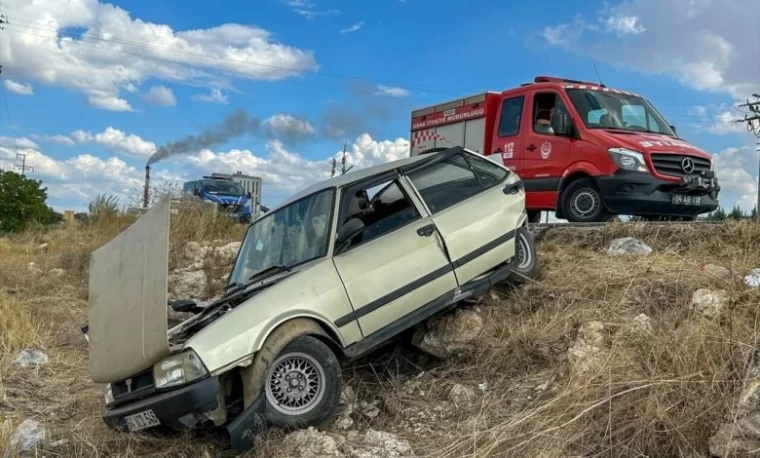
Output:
[
  {"xmin": 608, "ymin": 148, "xmax": 648, "ymax": 172},
  {"xmin": 104, "ymin": 383, "xmax": 114, "ymax": 404},
  {"xmin": 153, "ymin": 349, "xmax": 208, "ymax": 389}
]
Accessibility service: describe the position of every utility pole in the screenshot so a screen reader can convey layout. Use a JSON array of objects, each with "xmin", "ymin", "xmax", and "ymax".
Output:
[
  {"xmin": 14, "ymin": 152, "xmax": 33, "ymax": 176},
  {"xmin": 735, "ymin": 95, "xmax": 760, "ymax": 221}
]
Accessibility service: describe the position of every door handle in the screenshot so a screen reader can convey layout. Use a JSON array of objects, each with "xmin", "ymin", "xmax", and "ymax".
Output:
[
  {"xmin": 503, "ymin": 181, "xmax": 523, "ymax": 195},
  {"xmin": 417, "ymin": 224, "xmax": 436, "ymax": 237},
  {"xmin": 526, "ymin": 144, "xmax": 537, "ymax": 152}
]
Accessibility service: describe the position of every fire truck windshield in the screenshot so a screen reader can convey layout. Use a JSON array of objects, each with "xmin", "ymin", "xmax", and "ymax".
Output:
[{"xmin": 566, "ymin": 89, "xmax": 676, "ymax": 137}]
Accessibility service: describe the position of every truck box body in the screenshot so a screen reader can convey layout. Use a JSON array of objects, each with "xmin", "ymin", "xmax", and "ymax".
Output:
[
  {"xmin": 408, "ymin": 76, "xmax": 721, "ymax": 222},
  {"xmin": 410, "ymin": 92, "xmax": 500, "ymax": 156}
]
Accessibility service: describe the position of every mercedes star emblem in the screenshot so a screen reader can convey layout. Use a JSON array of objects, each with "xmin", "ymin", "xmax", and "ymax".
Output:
[{"xmin": 681, "ymin": 157, "xmax": 695, "ymax": 174}]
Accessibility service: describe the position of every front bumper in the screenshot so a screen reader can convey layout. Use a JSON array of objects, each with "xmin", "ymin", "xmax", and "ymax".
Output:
[
  {"xmin": 103, "ymin": 376, "xmax": 219, "ymax": 431},
  {"xmin": 597, "ymin": 169, "xmax": 720, "ymax": 217}
]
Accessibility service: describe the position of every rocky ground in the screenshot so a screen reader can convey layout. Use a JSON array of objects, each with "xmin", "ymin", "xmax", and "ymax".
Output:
[{"xmin": 2, "ymin": 214, "xmax": 760, "ymax": 457}]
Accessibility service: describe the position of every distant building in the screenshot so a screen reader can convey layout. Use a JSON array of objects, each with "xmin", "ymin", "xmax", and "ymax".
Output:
[{"xmin": 210, "ymin": 171, "xmax": 263, "ymax": 217}]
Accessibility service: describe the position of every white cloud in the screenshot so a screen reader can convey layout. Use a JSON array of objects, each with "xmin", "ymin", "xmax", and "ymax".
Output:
[
  {"xmin": 712, "ymin": 146, "xmax": 758, "ymax": 211},
  {"xmin": 4, "ymin": 79, "xmax": 34, "ymax": 95},
  {"xmin": 340, "ymin": 22, "xmax": 365, "ymax": 34},
  {"xmin": 88, "ymin": 95, "xmax": 134, "ymax": 112},
  {"xmin": 540, "ymin": 0, "xmax": 760, "ymax": 99},
  {"xmin": 31, "ymin": 134, "xmax": 76, "ymax": 146},
  {"xmin": 0, "ymin": 136, "xmax": 39, "ymax": 149},
  {"xmin": 73, "ymin": 127, "xmax": 156, "ymax": 158},
  {"xmin": 0, "ymin": 146, "xmax": 144, "ymax": 210},
  {"xmin": 708, "ymin": 111, "xmax": 752, "ymax": 135},
  {"xmin": 602, "ymin": 14, "xmax": 646, "ymax": 36},
  {"xmin": 143, "ymin": 85, "xmax": 177, "ymax": 107},
  {"xmin": 192, "ymin": 88, "xmax": 229, "ymax": 105},
  {"xmin": 1, "ymin": 0, "xmax": 317, "ymax": 111},
  {"xmin": 262, "ymin": 114, "xmax": 315, "ymax": 143},
  {"xmin": 295, "ymin": 9, "xmax": 340, "ymax": 20},
  {"xmin": 375, "ymin": 85, "xmax": 410, "ymax": 97}
]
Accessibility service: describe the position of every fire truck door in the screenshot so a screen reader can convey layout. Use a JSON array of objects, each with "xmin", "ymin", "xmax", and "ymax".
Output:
[{"xmin": 491, "ymin": 95, "xmax": 525, "ymax": 174}]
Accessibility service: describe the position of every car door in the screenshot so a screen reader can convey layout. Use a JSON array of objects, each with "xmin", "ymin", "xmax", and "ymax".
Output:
[
  {"xmin": 403, "ymin": 148, "xmax": 524, "ymax": 286},
  {"xmin": 331, "ymin": 172, "xmax": 458, "ymax": 338}
]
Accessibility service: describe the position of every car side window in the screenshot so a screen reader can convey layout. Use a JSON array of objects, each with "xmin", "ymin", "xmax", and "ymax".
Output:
[
  {"xmin": 464, "ymin": 153, "xmax": 509, "ymax": 189},
  {"xmin": 407, "ymin": 154, "xmax": 484, "ymax": 214},
  {"xmin": 497, "ymin": 96, "xmax": 524, "ymax": 137},
  {"xmin": 338, "ymin": 178, "xmax": 421, "ymax": 250}
]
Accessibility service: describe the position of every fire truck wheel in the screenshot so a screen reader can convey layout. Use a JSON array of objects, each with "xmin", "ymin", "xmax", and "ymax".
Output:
[{"xmin": 561, "ymin": 178, "xmax": 609, "ymax": 223}]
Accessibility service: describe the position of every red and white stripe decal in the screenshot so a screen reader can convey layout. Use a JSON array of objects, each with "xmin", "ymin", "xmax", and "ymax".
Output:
[{"xmin": 411, "ymin": 130, "xmax": 447, "ymax": 146}]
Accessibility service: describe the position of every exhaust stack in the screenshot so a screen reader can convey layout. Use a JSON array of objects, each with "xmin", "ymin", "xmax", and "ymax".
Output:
[{"xmin": 143, "ymin": 165, "xmax": 150, "ymax": 208}]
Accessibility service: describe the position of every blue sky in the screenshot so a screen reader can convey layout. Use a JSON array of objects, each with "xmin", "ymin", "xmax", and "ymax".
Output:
[{"xmin": 0, "ymin": 0, "xmax": 757, "ymax": 213}]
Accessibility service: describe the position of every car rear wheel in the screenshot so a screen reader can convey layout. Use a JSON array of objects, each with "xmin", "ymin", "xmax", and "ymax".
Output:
[
  {"xmin": 263, "ymin": 335, "xmax": 341, "ymax": 429},
  {"xmin": 511, "ymin": 227, "xmax": 539, "ymax": 283},
  {"xmin": 561, "ymin": 178, "xmax": 609, "ymax": 223}
]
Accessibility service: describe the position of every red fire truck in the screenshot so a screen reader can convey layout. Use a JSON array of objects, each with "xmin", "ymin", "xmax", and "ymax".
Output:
[{"xmin": 409, "ymin": 76, "xmax": 720, "ymax": 222}]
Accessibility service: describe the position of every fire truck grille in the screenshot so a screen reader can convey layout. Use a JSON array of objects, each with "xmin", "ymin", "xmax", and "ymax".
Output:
[{"xmin": 650, "ymin": 153, "xmax": 711, "ymax": 178}]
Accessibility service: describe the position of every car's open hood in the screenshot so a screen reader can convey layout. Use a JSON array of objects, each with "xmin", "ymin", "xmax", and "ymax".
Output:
[
  {"xmin": 88, "ymin": 199, "xmax": 172, "ymax": 383},
  {"xmin": 596, "ymin": 130, "xmax": 711, "ymax": 158}
]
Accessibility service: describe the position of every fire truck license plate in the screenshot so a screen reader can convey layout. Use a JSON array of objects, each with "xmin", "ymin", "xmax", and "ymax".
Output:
[
  {"xmin": 123, "ymin": 410, "xmax": 161, "ymax": 432},
  {"xmin": 672, "ymin": 194, "xmax": 701, "ymax": 206}
]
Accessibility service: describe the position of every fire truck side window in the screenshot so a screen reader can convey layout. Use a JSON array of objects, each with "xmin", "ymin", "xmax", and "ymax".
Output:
[
  {"xmin": 533, "ymin": 92, "xmax": 570, "ymax": 136},
  {"xmin": 497, "ymin": 96, "xmax": 525, "ymax": 137}
]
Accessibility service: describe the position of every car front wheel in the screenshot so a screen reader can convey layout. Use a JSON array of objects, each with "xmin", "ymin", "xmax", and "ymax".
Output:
[{"xmin": 263, "ymin": 335, "xmax": 341, "ymax": 429}]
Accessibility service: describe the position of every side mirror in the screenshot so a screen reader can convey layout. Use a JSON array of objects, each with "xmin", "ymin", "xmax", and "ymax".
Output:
[
  {"xmin": 193, "ymin": 189, "xmax": 200, "ymax": 196},
  {"xmin": 670, "ymin": 125, "xmax": 677, "ymax": 136},
  {"xmin": 336, "ymin": 217, "xmax": 364, "ymax": 246}
]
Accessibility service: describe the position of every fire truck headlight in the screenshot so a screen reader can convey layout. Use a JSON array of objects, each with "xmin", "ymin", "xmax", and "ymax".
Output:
[{"xmin": 608, "ymin": 148, "xmax": 648, "ymax": 173}]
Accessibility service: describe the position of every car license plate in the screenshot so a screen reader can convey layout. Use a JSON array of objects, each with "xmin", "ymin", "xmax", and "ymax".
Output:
[
  {"xmin": 123, "ymin": 410, "xmax": 161, "ymax": 432},
  {"xmin": 672, "ymin": 194, "xmax": 701, "ymax": 205}
]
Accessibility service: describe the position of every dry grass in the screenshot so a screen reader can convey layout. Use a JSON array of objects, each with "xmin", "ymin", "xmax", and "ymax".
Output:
[{"xmin": 2, "ymin": 216, "xmax": 760, "ymax": 457}]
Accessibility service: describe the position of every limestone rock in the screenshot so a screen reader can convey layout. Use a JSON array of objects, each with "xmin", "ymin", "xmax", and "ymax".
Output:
[
  {"xmin": 710, "ymin": 422, "xmax": 760, "ymax": 457},
  {"xmin": 347, "ymin": 429, "xmax": 416, "ymax": 458},
  {"xmin": 48, "ymin": 268, "xmax": 66, "ymax": 278},
  {"xmin": 607, "ymin": 237, "xmax": 652, "ymax": 256},
  {"xmin": 213, "ymin": 242, "xmax": 241, "ymax": 261},
  {"xmin": 568, "ymin": 321, "xmax": 606, "ymax": 375},
  {"xmin": 448, "ymin": 384, "xmax": 477, "ymax": 406},
  {"xmin": 184, "ymin": 241, "xmax": 210, "ymax": 268},
  {"xmin": 280, "ymin": 427, "xmax": 343, "ymax": 458},
  {"xmin": 412, "ymin": 308, "xmax": 484, "ymax": 358},
  {"xmin": 628, "ymin": 313, "xmax": 654, "ymax": 336},
  {"xmin": 169, "ymin": 269, "xmax": 208, "ymax": 300},
  {"xmin": 690, "ymin": 289, "xmax": 728, "ymax": 320},
  {"xmin": 745, "ymin": 268, "xmax": 760, "ymax": 288}
]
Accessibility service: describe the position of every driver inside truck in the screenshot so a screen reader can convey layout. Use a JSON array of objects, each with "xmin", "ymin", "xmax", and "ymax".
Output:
[{"xmin": 535, "ymin": 107, "xmax": 555, "ymax": 135}]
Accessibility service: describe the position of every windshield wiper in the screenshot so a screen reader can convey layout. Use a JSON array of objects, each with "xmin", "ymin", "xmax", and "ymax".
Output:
[
  {"xmin": 221, "ymin": 265, "xmax": 292, "ymax": 298},
  {"xmin": 248, "ymin": 265, "xmax": 291, "ymax": 283}
]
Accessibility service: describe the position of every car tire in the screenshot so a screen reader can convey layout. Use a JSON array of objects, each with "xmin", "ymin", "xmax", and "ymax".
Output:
[
  {"xmin": 263, "ymin": 335, "xmax": 341, "ymax": 429},
  {"xmin": 510, "ymin": 226, "xmax": 539, "ymax": 283},
  {"xmin": 560, "ymin": 178, "xmax": 609, "ymax": 223}
]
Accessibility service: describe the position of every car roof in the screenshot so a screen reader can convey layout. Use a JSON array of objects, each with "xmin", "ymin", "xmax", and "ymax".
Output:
[{"xmin": 275, "ymin": 153, "xmax": 432, "ymax": 209}]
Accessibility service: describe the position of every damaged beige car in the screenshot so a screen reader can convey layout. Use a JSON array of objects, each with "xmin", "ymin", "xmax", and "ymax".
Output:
[{"xmin": 87, "ymin": 146, "xmax": 538, "ymax": 450}]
